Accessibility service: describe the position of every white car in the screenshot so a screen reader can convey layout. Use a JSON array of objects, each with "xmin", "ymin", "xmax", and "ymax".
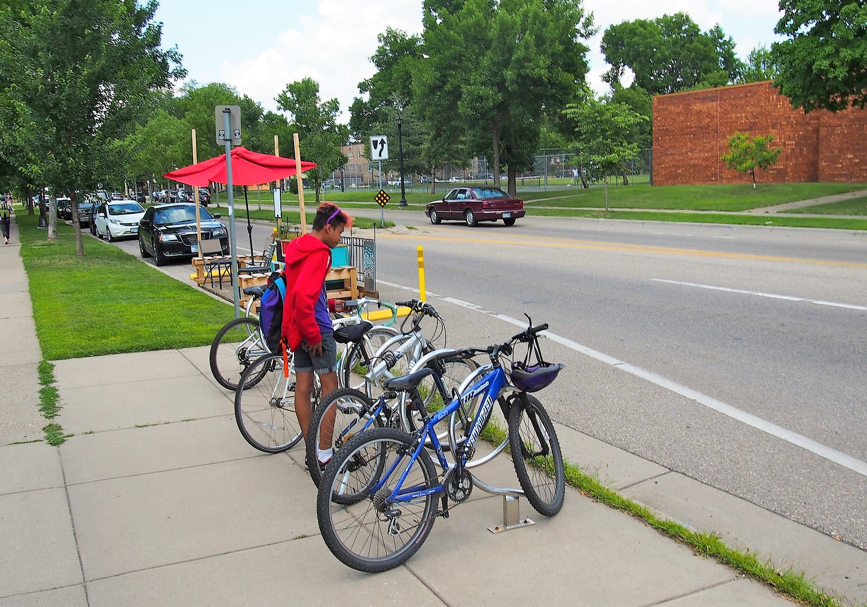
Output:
[{"xmin": 94, "ymin": 200, "xmax": 146, "ymax": 242}]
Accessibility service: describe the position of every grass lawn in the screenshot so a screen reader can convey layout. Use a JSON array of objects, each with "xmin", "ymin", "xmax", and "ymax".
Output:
[
  {"xmin": 786, "ymin": 196, "xmax": 867, "ymax": 215},
  {"xmin": 521, "ymin": 182, "xmax": 867, "ymax": 211},
  {"xmin": 18, "ymin": 214, "xmax": 233, "ymax": 360},
  {"xmin": 229, "ymin": 207, "xmax": 394, "ymax": 228},
  {"xmin": 524, "ymin": 208, "xmax": 867, "ymax": 230}
]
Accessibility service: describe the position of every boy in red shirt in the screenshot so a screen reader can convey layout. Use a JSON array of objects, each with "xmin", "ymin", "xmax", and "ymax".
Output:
[{"xmin": 281, "ymin": 203, "xmax": 350, "ymax": 467}]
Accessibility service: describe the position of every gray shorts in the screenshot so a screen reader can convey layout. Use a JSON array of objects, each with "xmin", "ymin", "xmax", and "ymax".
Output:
[{"xmin": 292, "ymin": 332, "xmax": 337, "ymax": 374}]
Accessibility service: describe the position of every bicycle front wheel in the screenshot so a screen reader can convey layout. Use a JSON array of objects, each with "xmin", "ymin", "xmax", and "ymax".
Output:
[
  {"xmin": 234, "ymin": 353, "xmax": 302, "ymax": 453},
  {"xmin": 210, "ymin": 317, "xmax": 270, "ymax": 391},
  {"xmin": 305, "ymin": 388, "xmax": 384, "ymax": 489},
  {"xmin": 317, "ymin": 428, "xmax": 438, "ymax": 573},
  {"xmin": 508, "ymin": 394, "xmax": 565, "ymax": 516}
]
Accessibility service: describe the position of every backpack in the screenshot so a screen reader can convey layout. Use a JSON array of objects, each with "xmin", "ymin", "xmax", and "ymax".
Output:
[{"xmin": 259, "ymin": 272, "xmax": 286, "ymax": 354}]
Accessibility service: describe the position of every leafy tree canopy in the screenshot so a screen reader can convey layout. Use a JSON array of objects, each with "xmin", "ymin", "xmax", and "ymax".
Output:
[
  {"xmin": 740, "ymin": 45, "xmax": 779, "ymax": 84},
  {"xmin": 771, "ymin": 0, "xmax": 867, "ymax": 112},
  {"xmin": 602, "ymin": 13, "xmax": 744, "ymax": 95},
  {"xmin": 721, "ymin": 132, "xmax": 782, "ymax": 188}
]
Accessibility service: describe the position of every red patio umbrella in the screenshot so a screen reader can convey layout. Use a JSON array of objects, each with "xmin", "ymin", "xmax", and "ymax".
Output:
[
  {"xmin": 164, "ymin": 146, "xmax": 316, "ymax": 187},
  {"xmin": 164, "ymin": 147, "xmax": 317, "ymax": 258}
]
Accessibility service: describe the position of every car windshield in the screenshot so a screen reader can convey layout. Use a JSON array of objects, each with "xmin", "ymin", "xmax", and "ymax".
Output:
[
  {"xmin": 108, "ymin": 202, "xmax": 144, "ymax": 215},
  {"xmin": 470, "ymin": 188, "xmax": 508, "ymax": 200},
  {"xmin": 154, "ymin": 205, "xmax": 213, "ymax": 225}
]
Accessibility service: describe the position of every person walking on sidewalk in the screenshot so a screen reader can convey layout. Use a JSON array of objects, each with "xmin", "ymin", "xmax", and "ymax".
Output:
[
  {"xmin": 1, "ymin": 198, "xmax": 13, "ymax": 245},
  {"xmin": 280, "ymin": 202, "xmax": 351, "ymax": 468}
]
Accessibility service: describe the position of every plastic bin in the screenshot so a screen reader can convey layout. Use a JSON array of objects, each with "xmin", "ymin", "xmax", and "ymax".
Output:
[{"xmin": 331, "ymin": 244, "xmax": 350, "ymax": 267}]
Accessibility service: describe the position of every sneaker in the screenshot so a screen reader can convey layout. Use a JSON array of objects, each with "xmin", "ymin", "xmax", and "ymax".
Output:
[{"xmin": 318, "ymin": 458, "xmax": 331, "ymax": 471}]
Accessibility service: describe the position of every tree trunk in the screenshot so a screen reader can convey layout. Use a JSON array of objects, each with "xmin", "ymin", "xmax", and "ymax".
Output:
[
  {"xmin": 430, "ymin": 165, "xmax": 437, "ymax": 194},
  {"xmin": 621, "ymin": 171, "xmax": 629, "ymax": 186},
  {"xmin": 577, "ymin": 166, "xmax": 589, "ymax": 188},
  {"xmin": 604, "ymin": 177, "xmax": 609, "ymax": 212},
  {"xmin": 48, "ymin": 194, "xmax": 56, "ymax": 240},
  {"xmin": 70, "ymin": 191, "xmax": 85, "ymax": 256},
  {"xmin": 751, "ymin": 169, "xmax": 756, "ymax": 189},
  {"xmin": 492, "ymin": 122, "xmax": 501, "ymax": 189}
]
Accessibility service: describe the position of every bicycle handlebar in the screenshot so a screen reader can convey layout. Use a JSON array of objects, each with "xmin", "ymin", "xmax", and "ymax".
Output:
[{"xmin": 456, "ymin": 320, "xmax": 549, "ymax": 364}]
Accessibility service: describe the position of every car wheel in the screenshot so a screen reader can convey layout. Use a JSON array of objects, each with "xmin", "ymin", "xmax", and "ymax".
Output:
[
  {"xmin": 429, "ymin": 208, "xmax": 441, "ymax": 225},
  {"xmin": 139, "ymin": 235, "xmax": 151, "ymax": 258},
  {"xmin": 503, "ymin": 218, "xmax": 516, "ymax": 226},
  {"xmin": 105, "ymin": 226, "xmax": 115, "ymax": 242},
  {"xmin": 153, "ymin": 242, "xmax": 166, "ymax": 266},
  {"xmin": 464, "ymin": 209, "xmax": 478, "ymax": 227}
]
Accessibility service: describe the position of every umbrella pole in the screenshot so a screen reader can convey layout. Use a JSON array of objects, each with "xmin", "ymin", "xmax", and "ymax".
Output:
[{"xmin": 244, "ymin": 186, "xmax": 254, "ymax": 260}]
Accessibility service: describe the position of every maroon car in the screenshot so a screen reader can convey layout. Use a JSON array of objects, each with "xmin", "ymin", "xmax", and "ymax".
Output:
[{"xmin": 425, "ymin": 187, "xmax": 525, "ymax": 227}]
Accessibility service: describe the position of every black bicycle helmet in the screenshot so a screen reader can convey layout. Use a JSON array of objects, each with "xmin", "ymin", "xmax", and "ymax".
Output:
[{"xmin": 510, "ymin": 361, "xmax": 564, "ymax": 392}]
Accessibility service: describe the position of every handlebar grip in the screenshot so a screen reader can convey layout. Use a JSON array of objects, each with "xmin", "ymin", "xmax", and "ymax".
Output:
[
  {"xmin": 395, "ymin": 300, "xmax": 416, "ymax": 308},
  {"xmin": 530, "ymin": 323, "xmax": 548, "ymax": 335}
]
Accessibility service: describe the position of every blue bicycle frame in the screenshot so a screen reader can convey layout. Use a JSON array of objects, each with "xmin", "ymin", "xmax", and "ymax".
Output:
[{"xmin": 369, "ymin": 365, "xmax": 508, "ymax": 505}]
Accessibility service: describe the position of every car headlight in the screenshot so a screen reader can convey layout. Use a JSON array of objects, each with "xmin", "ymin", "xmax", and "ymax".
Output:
[
  {"xmin": 158, "ymin": 233, "xmax": 178, "ymax": 242},
  {"xmin": 109, "ymin": 218, "xmax": 120, "ymax": 225},
  {"xmin": 211, "ymin": 228, "xmax": 226, "ymax": 237}
]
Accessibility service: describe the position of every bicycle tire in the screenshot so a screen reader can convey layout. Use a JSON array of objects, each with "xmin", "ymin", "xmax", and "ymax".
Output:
[
  {"xmin": 340, "ymin": 332, "xmax": 414, "ymax": 399},
  {"xmin": 508, "ymin": 394, "xmax": 565, "ymax": 516},
  {"xmin": 305, "ymin": 388, "xmax": 385, "ymax": 489},
  {"xmin": 210, "ymin": 317, "xmax": 269, "ymax": 391},
  {"xmin": 317, "ymin": 427, "xmax": 438, "ymax": 572},
  {"xmin": 234, "ymin": 352, "xmax": 302, "ymax": 453}
]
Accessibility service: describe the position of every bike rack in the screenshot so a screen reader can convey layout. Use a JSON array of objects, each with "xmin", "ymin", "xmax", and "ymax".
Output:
[{"xmin": 471, "ymin": 477, "xmax": 536, "ymax": 533}]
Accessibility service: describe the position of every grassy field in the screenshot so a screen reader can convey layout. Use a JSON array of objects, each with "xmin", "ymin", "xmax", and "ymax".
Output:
[
  {"xmin": 18, "ymin": 214, "xmax": 232, "ymax": 360},
  {"xmin": 786, "ymin": 196, "xmax": 867, "ymax": 215},
  {"xmin": 521, "ymin": 183, "xmax": 867, "ymax": 211}
]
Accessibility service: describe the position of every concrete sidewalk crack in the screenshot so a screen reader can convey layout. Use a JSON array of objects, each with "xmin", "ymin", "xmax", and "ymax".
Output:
[
  {"xmin": 58, "ymin": 447, "xmax": 92, "ymax": 607},
  {"xmin": 618, "ymin": 470, "xmax": 673, "ymax": 492},
  {"xmin": 637, "ymin": 577, "xmax": 738, "ymax": 607}
]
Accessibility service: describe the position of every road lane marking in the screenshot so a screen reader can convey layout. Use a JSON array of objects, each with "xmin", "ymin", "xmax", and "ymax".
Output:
[
  {"xmin": 653, "ymin": 279, "xmax": 867, "ymax": 311},
  {"xmin": 379, "ymin": 232, "xmax": 867, "ymax": 268},
  {"xmin": 379, "ymin": 279, "xmax": 867, "ymax": 479}
]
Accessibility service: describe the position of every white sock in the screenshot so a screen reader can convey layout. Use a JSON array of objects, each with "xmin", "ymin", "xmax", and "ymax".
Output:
[{"xmin": 318, "ymin": 447, "xmax": 333, "ymax": 463}]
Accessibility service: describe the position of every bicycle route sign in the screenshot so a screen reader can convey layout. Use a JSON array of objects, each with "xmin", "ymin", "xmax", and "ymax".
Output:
[{"xmin": 374, "ymin": 189, "xmax": 390, "ymax": 208}]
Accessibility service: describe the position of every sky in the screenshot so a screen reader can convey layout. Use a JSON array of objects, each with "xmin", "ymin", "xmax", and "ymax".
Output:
[{"xmin": 153, "ymin": 0, "xmax": 785, "ymax": 122}]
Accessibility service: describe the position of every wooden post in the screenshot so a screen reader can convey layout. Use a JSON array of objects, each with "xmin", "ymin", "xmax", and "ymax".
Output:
[
  {"xmin": 293, "ymin": 132, "xmax": 307, "ymax": 233},
  {"xmin": 275, "ymin": 134, "xmax": 282, "ymax": 233},
  {"xmin": 192, "ymin": 129, "xmax": 203, "ymax": 258}
]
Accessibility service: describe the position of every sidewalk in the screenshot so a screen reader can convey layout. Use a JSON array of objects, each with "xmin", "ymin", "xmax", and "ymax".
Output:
[{"xmin": 2, "ymin": 217, "xmax": 866, "ymax": 606}]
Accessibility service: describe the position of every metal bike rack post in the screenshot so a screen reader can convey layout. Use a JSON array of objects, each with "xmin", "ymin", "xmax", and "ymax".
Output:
[{"xmin": 472, "ymin": 476, "xmax": 536, "ymax": 534}]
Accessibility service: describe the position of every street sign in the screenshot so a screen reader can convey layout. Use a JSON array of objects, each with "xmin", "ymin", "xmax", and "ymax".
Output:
[
  {"xmin": 374, "ymin": 189, "xmax": 390, "ymax": 208},
  {"xmin": 215, "ymin": 106, "xmax": 242, "ymax": 145},
  {"xmin": 370, "ymin": 135, "xmax": 389, "ymax": 160}
]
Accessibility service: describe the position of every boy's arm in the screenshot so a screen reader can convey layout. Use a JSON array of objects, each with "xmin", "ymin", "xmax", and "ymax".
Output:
[{"xmin": 290, "ymin": 251, "xmax": 330, "ymax": 345}]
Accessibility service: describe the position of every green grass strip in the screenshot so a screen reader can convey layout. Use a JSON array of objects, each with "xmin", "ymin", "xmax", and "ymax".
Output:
[
  {"xmin": 35, "ymin": 360, "xmax": 71, "ymax": 445},
  {"xmin": 524, "ymin": 208, "xmax": 867, "ymax": 230},
  {"xmin": 478, "ymin": 415, "xmax": 853, "ymax": 607},
  {"xmin": 18, "ymin": 214, "xmax": 234, "ymax": 360}
]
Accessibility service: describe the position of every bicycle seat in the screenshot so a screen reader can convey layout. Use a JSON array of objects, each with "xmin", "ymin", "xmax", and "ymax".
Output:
[
  {"xmin": 243, "ymin": 286, "xmax": 265, "ymax": 298},
  {"xmin": 382, "ymin": 367, "xmax": 433, "ymax": 392},
  {"xmin": 333, "ymin": 321, "xmax": 373, "ymax": 344}
]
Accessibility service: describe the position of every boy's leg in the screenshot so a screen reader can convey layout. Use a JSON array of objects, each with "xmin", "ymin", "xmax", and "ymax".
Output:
[
  {"xmin": 294, "ymin": 370, "xmax": 315, "ymax": 439},
  {"xmin": 317, "ymin": 371, "xmax": 339, "ymax": 458}
]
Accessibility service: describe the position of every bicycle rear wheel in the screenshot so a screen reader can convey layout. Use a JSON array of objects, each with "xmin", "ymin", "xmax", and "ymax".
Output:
[
  {"xmin": 234, "ymin": 353, "xmax": 302, "ymax": 453},
  {"xmin": 317, "ymin": 428, "xmax": 438, "ymax": 572},
  {"xmin": 305, "ymin": 388, "xmax": 385, "ymax": 488},
  {"xmin": 210, "ymin": 317, "xmax": 270, "ymax": 391},
  {"xmin": 508, "ymin": 394, "xmax": 565, "ymax": 516},
  {"xmin": 404, "ymin": 356, "xmax": 478, "ymax": 449}
]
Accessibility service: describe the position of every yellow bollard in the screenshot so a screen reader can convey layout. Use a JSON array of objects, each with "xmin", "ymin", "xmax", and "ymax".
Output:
[{"xmin": 417, "ymin": 246, "xmax": 426, "ymax": 302}]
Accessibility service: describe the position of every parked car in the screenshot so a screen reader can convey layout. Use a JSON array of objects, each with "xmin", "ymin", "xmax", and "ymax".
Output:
[
  {"xmin": 77, "ymin": 201, "xmax": 96, "ymax": 226},
  {"xmin": 198, "ymin": 188, "xmax": 210, "ymax": 206},
  {"xmin": 93, "ymin": 200, "xmax": 146, "ymax": 242},
  {"xmin": 55, "ymin": 197, "xmax": 71, "ymax": 220},
  {"xmin": 138, "ymin": 203, "xmax": 228, "ymax": 266},
  {"xmin": 110, "ymin": 191, "xmax": 123, "ymax": 200},
  {"xmin": 425, "ymin": 187, "xmax": 525, "ymax": 227},
  {"xmin": 135, "ymin": 192, "xmax": 146, "ymax": 204}
]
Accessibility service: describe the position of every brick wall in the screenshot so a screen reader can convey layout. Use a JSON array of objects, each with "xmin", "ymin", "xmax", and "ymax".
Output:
[{"xmin": 653, "ymin": 81, "xmax": 866, "ymax": 185}]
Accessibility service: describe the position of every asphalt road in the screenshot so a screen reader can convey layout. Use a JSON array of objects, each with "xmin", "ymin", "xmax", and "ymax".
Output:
[{"xmin": 107, "ymin": 211, "xmax": 867, "ymax": 549}]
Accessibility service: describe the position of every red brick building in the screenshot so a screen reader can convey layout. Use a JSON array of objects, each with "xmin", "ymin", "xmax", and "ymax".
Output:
[{"xmin": 652, "ymin": 81, "xmax": 866, "ymax": 186}]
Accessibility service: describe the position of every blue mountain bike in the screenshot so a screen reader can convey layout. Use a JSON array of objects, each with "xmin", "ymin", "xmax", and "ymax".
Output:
[{"xmin": 316, "ymin": 317, "xmax": 566, "ymax": 572}]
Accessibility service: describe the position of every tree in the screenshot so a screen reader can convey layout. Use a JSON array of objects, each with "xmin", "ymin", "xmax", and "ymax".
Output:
[
  {"xmin": 771, "ymin": 0, "xmax": 867, "ymax": 112},
  {"xmin": 602, "ymin": 14, "xmax": 741, "ymax": 95},
  {"xmin": 276, "ymin": 78, "xmax": 349, "ymax": 203},
  {"xmin": 177, "ymin": 83, "xmax": 264, "ymax": 160},
  {"xmin": 0, "ymin": 0, "xmax": 183, "ymax": 254},
  {"xmin": 416, "ymin": 0, "xmax": 594, "ymax": 195},
  {"xmin": 720, "ymin": 132, "xmax": 782, "ymax": 188},
  {"xmin": 740, "ymin": 45, "xmax": 778, "ymax": 84},
  {"xmin": 564, "ymin": 93, "xmax": 646, "ymax": 208}
]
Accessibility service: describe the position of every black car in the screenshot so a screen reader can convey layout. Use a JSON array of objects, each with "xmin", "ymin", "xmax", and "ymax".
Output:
[
  {"xmin": 135, "ymin": 192, "xmax": 146, "ymax": 204},
  {"xmin": 56, "ymin": 198, "xmax": 71, "ymax": 220},
  {"xmin": 198, "ymin": 188, "xmax": 211, "ymax": 206},
  {"xmin": 77, "ymin": 201, "xmax": 96, "ymax": 226},
  {"xmin": 138, "ymin": 203, "xmax": 228, "ymax": 266}
]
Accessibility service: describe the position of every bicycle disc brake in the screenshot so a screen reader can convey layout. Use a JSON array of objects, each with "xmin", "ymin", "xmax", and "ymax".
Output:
[{"xmin": 443, "ymin": 465, "xmax": 473, "ymax": 504}]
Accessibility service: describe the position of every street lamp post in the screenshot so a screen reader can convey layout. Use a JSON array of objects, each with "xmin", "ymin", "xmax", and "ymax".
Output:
[{"xmin": 397, "ymin": 113, "xmax": 407, "ymax": 207}]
